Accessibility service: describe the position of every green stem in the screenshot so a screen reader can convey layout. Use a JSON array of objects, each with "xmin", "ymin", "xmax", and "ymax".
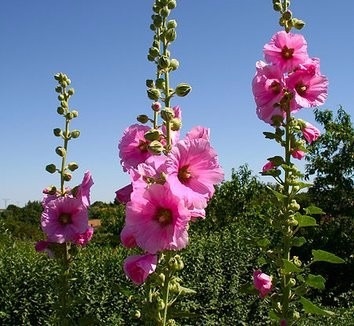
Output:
[{"xmin": 162, "ymin": 252, "xmax": 172, "ymax": 326}]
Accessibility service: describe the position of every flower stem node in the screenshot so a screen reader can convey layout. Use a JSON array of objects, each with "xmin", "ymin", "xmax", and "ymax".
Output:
[
  {"xmin": 147, "ymin": 88, "xmax": 161, "ymax": 101},
  {"xmin": 137, "ymin": 114, "xmax": 150, "ymax": 124},
  {"xmin": 71, "ymin": 130, "xmax": 80, "ymax": 139},
  {"xmin": 148, "ymin": 140, "xmax": 164, "ymax": 154},
  {"xmin": 55, "ymin": 146, "xmax": 66, "ymax": 157},
  {"xmin": 46, "ymin": 164, "xmax": 57, "ymax": 174},
  {"xmin": 68, "ymin": 162, "xmax": 79, "ymax": 171},
  {"xmin": 160, "ymin": 107, "xmax": 174, "ymax": 121},
  {"xmin": 53, "ymin": 128, "xmax": 62, "ymax": 137},
  {"xmin": 175, "ymin": 83, "xmax": 192, "ymax": 97},
  {"xmin": 144, "ymin": 129, "xmax": 162, "ymax": 141}
]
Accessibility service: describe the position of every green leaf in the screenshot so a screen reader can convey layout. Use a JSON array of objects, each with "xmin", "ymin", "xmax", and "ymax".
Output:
[
  {"xmin": 257, "ymin": 257, "xmax": 267, "ymax": 266},
  {"xmin": 257, "ymin": 238, "xmax": 271, "ymax": 248},
  {"xmin": 300, "ymin": 297, "xmax": 335, "ymax": 316},
  {"xmin": 294, "ymin": 213, "xmax": 317, "ymax": 227},
  {"xmin": 269, "ymin": 309, "xmax": 281, "ymax": 321},
  {"xmin": 268, "ymin": 187, "xmax": 287, "ymax": 203},
  {"xmin": 179, "ymin": 286, "xmax": 196, "ymax": 295},
  {"xmin": 239, "ymin": 283, "xmax": 258, "ymax": 295},
  {"xmin": 282, "ymin": 259, "xmax": 302, "ymax": 273},
  {"xmin": 263, "ymin": 132, "xmax": 276, "ymax": 139},
  {"xmin": 292, "ymin": 236, "xmax": 307, "ymax": 247},
  {"xmin": 304, "ymin": 205, "xmax": 325, "ymax": 215},
  {"xmin": 306, "ymin": 274, "xmax": 326, "ymax": 290},
  {"xmin": 267, "ymin": 156, "xmax": 285, "ymax": 166},
  {"xmin": 296, "ymin": 181, "xmax": 313, "ymax": 190},
  {"xmin": 312, "ymin": 250, "xmax": 345, "ymax": 264}
]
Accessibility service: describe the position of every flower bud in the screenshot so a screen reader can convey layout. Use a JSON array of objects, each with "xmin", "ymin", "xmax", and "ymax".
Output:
[
  {"xmin": 71, "ymin": 130, "xmax": 80, "ymax": 138},
  {"xmin": 68, "ymin": 162, "xmax": 79, "ymax": 171},
  {"xmin": 147, "ymin": 55, "xmax": 155, "ymax": 62},
  {"xmin": 54, "ymin": 73, "xmax": 61, "ymax": 81},
  {"xmin": 150, "ymin": 24, "xmax": 156, "ymax": 31},
  {"xmin": 167, "ymin": 19, "xmax": 177, "ymax": 29},
  {"xmin": 293, "ymin": 256, "xmax": 302, "ymax": 267},
  {"xmin": 282, "ymin": 10, "xmax": 292, "ymax": 20},
  {"xmin": 174, "ymin": 255, "xmax": 184, "ymax": 271},
  {"xmin": 57, "ymin": 107, "xmax": 65, "ymax": 115},
  {"xmin": 175, "ymin": 83, "xmax": 192, "ymax": 97},
  {"xmin": 153, "ymin": 15, "xmax": 162, "ymax": 27},
  {"xmin": 66, "ymin": 78, "xmax": 71, "ymax": 85},
  {"xmin": 289, "ymin": 199, "xmax": 300, "ymax": 212},
  {"xmin": 289, "ymin": 278, "xmax": 296, "ymax": 287},
  {"xmin": 292, "ymin": 18, "xmax": 305, "ymax": 30},
  {"xmin": 45, "ymin": 164, "xmax": 57, "ymax": 174},
  {"xmin": 158, "ymin": 273, "xmax": 166, "ymax": 284},
  {"xmin": 165, "ymin": 28, "xmax": 176, "ymax": 42},
  {"xmin": 157, "ymin": 298, "xmax": 165, "ymax": 311},
  {"xmin": 160, "ymin": 107, "xmax": 174, "ymax": 121},
  {"xmin": 167, "ymin": 0, "xmax": 176, "ymax": 9},
  {"xmin": 146, "ymin": 79, "xmax": 155, "ymax": 88},
  {"xmin": 160, "ymin": 7, "xmax": 170, "ymax": 17},
  {"xmin": 53, "ymin": 128, "xmax": 62, "ymax": 137},
  {"xmin": 170, "ymin": 58, "xmax": 179, "ymax": 70},
  {"xmin": 61, "ymin": 101, "xmax": 68, "ymax": 108},
  {"xmin": 273, "ymin": 3, "xmax": 282, "ymax": 11},
  {"xmin": 66, "ymin": 112, "xmax": 74, "ymax": 120},
  {"xmin": 58, "ymin": 94, "xmax": 65, "ymax": 101},
  {"xmin": 55, "ymin": 146, "xmax": 66, "ymax": 157},
  {"xmin": 149, "ymin": 47, "xmax": 160, "ymax": 58},
  {"xmin": 63, "ymin": 173, "xmax": 72, "ymax": 181},
  {"xmin": 55, "ymin": 86, "xmax": 62, "ymax": 93},
  {"xmin": 293, "ymin": 311, "xmax": 300, "ymax": 320},
  {"xmin": 158, "ymin": 55, "xmax": 170, "ymax": 69},
  {"xmin": 134, "ymin": 310, "xmax": 141, "ymax": 319},
  {"xmin": 67, "ymin": 88, "xmax": 75, "ymax": 96},
  {"xmin": 155, "ymin": 78, "xmax": 165, "ymax": 89},
  {"xmin": 151, "ymin": 102, "xmax": 162, "ymax": 112},
  {"xmin": 171, "ymin": 118, "xmax": 182, "ymax": 131},
  {"xmin": 137, "ymin": 114, "xmax": 149, "ymax": 124},
  {"xmin": 148, "ymin": 140, "xmax": 164, "ymax": 154},
  {"xmin": 147, "ymin": 88, "xmax": 161, "ymax": 101},
  {"xmin": 144, "ymin": 129, "xmax": 161, "ymax": 141},
  {"xmin": 288, "ymin": 217, "xmax": 298, "ymax": 226},
  {"xmin": 71, "ymin": 110, "xmax": 79, "ymax": 118}
]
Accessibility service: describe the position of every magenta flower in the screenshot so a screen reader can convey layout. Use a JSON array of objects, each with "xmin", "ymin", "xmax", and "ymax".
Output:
[
  {"xmin": 291, "ymin": 149, "xmax": 305, "ymax": 160},
  {"xmin": 185, "ymin": 126, "xmax": 210, "ymax": 141},
  {"xmin": 166, "ymin": 138, "xmax": 224, "ymax": 209},
  {"xmin": 120, "ymin": 225, "xmax": 137, "ymax": 248},
  {"xmin": 41, "ymin": 196, "xmax": 88, "ymax": 244},
  {"xmin": 264, "ymin": 31, "xmax": 309, "ymax": 73},
  {"xmin": 262, "ymin": 161, "xmax": 276, "ymax": 172},
  {"xmin": 73, "ymin": 226, "xmax": 94, "ymax": 246},
  {"xmin": 35, "ymin": 240, "xmax": 54, "ymax": 258},
  {"xmin": 118, "ymin": 124, "xmax": 152, "ymax": 172},
  {"xmin": 253, "ymin": 270, "xmax": 272, "ymax": 299},
  {"xmin": 123, "ymin": 254, "xmax": 157, "ymax": 285},
  {"xmin": 280, "ymin": 320, "xmax": 287, "ymax": 326},
  {"xmin": 302, "ymin": 122, "xmax": 320, "ymax": 144},
  {"xmin": 125, "ymin": 183, "xmax": 190, "ymax": 254},
  {"xmin": 115, "ymin": 184, "xmax": 133, "ymax": 204},
  {"xmin": 76, "ymin": 171, "xmax": 94, "ymax": 207}
]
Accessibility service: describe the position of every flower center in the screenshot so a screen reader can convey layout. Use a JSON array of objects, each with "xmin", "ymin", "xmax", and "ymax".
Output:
[
  {"xmin": 270, "ymin": 81, "xmax": 281, "ymax": 94},
  {"xmin": 178, "ymin": 165, "xmax": 191, "ymax": 184},
  {"xmin": 155, "ymin": 208, "xmax": 173, "ymax": 226},
  {"xmin": 138, "ymin": 140, "xmax": 148, "ymax": 153},
  {"xmin": 281, "ymin": 46, "xmax": 294, "ymax": 60},
  {"xmin": 295, "ymin": 82, "xmax": 308, "ymax": 96},
  {"xmin": 59, "ymin": 213, "xmax": 72, "ymax": 225}
]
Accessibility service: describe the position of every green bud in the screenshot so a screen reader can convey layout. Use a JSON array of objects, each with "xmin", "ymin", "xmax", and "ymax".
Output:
[
  {"xmin": 155, "ymin": 78, "xmax": 165, "ymax": 89},
  {"xmin": 134, "ymin": 310, "xmax": 141, "ymax": 319},
  {"xmin": 289, "ymin": 278, "xmax": 296, "ymax": 287},
  {"xmin": 293, "ymin": 256, "xmax": 302, "ymax": 267},
  {"xmin": 157, "ymin": 298, "xmax": 165, "ymax": 311},
  {"xmin": 55, "ymin": 146, "xmax": 66, "ymax": 157},
  {"xmin": 152, "ymin": 40, "xmax": 160, "ymax": 48},
  {"xmin": 293, "ymin": 311, "xmax": 300, "ymax": 320},
  {"xmin": 53, "ymin": 128, "xmax": 62, "ymax": 137},
  {"xmin": 54, "ymin": 73, "xmax": 61, "ymax": 81},
  {"xmin": 282, "ymin": 10, "xmax": 292, "ymax": 20},
  {"xmin": 273, "ymin": 3, "xmax": 282, "ymax": 11},
  {"xmin": 146, "ymin": 79, "xmax": 155, "ymax": 88},
  {"xmin": 61, "ymin": 101, "xmax": 68, "ymax": 108},
  {"xmin": 61, "ymin": 81, "xmax": 68, "ymax": 88},
  {"xmin": 137, "ymin": 114, "xmax": 149, "ymax": 124},
  {"xmin": 55, "ymin": 86, "xmax": 62, "ymax": 93},
  {"xmin": 67, "ymin": 88, "xmax": 74, "ymax": 96},
  {"xmin": 71, "ymin": 130, "xmax": 80, "ymax": 138},
  {"xmin": 150, "ymin": 23, "xmax": 156, "ymax": 31},
  {"xmin": 171, "ymin": 118, "xmax": 182, "ymax": 131},
  {"xmin": 293, "ymin": 185, "xmax": 300, "ymax": 193},
  {"xmin": 175, "ymin": 83, "xmax": 192, "ymax": 97},
  {"xmin": 159, "ymin": 273, "xmax": 166, "ymax": 284},
  {"xmin": 66, "ymin": 112, "xmax": 74, "ymax": 120},
  {"xmin": 63, "ymin": 173, "xmax": 72, "ymax": 181},
  {"xmin": 147, "ymin": 88, "xmax": 161, "ymax": 101},
  {"xmin": 160, "ymin": 7, "xmax": 170, "ymax": 17},
  {"xmin": 158, "ymin": 55, "xmax": 170, "ymax": 69},
  {"xmin": 68, "ymin": 162, "xmax": 79, "ymax": 171},
  {"xmin": 160, "ymin": 0, "xmax": 169, "ymax": 5},
  {"xmin": 167, "ymin": 19, "xmax": 177, "ymax": 29},
  {"xmin": 153, "ymin": 15, "xmax": 162, "ymax": 27},
  {"xmin": 165, "ymin": 28, "xmax": 176, "ymax": 42},
  {"xmin": 175, "ymin": 255, "xmax": 184, "ymax": 270},
  {"xmin": 152, "ymin": 4, "xmax": 160, "ymax": 13},
  {"xmin": 58, "ymin": 94, "xmax": 65, "ymax": 101},
  {"xmin": 289, "ymin": 199, "xmax": 300, "ymax": 211},
  {"xmin": 160, "ymin": 107, "xmax": 174, "ymax": 121},
  {"xmin": 288, "ymin": 217, "xmax": 298, "ymax": 226},
  {"xmin": 144, "ymin": 129, "xmax": 161, "ymax": 141},
  {"xmin": 66, "ymin": 78, "xmax": 71, "ymax": 85},
  {"xmin": 148, "ymin": 140, "xmax": 164, "ymax": 154},
  {"xmin": 170, "ymin": 58, "xmax": 179, "ymax": 70},
  {"xmin": 45, "ymin": 185, "xmax": 57, "ymax": 195},
  {"xmin": 45, "ymin": 164, "xmax": 57, "ymax": 174},
  {"xmin": 149, "ymin": 47, "xmax": 160, "ymax": 58},
  {"xmin": 293, "ymin": 18, "xmax": 305, "ymax": 30},
  {"xmin": 71, "ymin": 110, "xmax": 79, "ymax": 118},
  {"xmin": 279, "ymin": 17, "xmax": 286, "ymax": 27},
  {"xmin": 167, "ymin": 0, "xmax": 176, "ymax": 9},
  {"xmin": 57, "ymin": 107, "xmax": 65, "ymax": 115},
  {"xmin": 147, "ymin": 54, "xmax": 155, "ymax": 62}
]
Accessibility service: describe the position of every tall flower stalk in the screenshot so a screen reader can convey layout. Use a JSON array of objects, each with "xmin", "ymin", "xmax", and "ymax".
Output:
[
  {"xmin": 247, "ymin": 1, "xmax": 345, "ymax": 325},
  {"xmin": 36, "ymin": 73, "xmax": 94, "ymax": 325},
  {"xmin": 116, "ymin": 0, "xmax": 223, "ymax": 324}
]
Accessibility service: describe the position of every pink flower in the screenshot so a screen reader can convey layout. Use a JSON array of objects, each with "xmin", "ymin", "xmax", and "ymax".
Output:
[
  {"xmin": 120, "ymin": 225, "xmax": 137, "ymax": 248},
  {"xmin": 73, "ymin": 226, "xmax": 94, "ymax": 246},
  {"xmin": 115, "ymin": 184, "xmax": 133, "ymax": 204},
  {"xmin": 125, "ymin": 183, "xmax": 190, "ymax": 254},
  {"xmin": 35, "ymin": 240, "xmax": 54, "ymax": 258},
  {"xmin": 302, "ymin": 122, "xmax": 320, "ymax": 144},
  {"xmin": 123, "ymin": 254, "xmax": 157, "ymax": 285},
  {"xmin": 76, "ymin": 171, "xmax": 94, "ymax": 207},
  {"xmin": 286, "ymin": 65, "xmax": 328, "ymax": 108},
  {"xmin": 41, "ymin": 196, "xmax": 88, "ymax": 244},
  {"xmin": 185, "ymin": 126, "xmax": 210, "ymax": 141},
  {"xmin": 256, "ymin": 102, "xmax": 286, "ymax": 125},
  {"xmin": 264, "ymin": 31, "xmax": 309, "ymax": 73},
  {"xmin": 280, "ymin": 320, "xmax": 287, "ymax": 326},
  {"xmin": 262, "ymin": 161, "xmax": 276, "ymax": 172},
  {"xmin": 166, "ymin": 138, "xmax": 224, "ymax": 209},
  {"xmin": 291, "ymin": 149, "xmax": 305, "ymax": 160},
  {"xmin": 253, "ymin": 270, "xmax": 272, "ymax": 298},
  {"xmin": 118, "ymin": 124, "xmax": 152, "ymax": 172}
]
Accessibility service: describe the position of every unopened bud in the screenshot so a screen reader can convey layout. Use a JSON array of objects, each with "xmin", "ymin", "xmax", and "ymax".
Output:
[
  {"xmin": 63, "ymin": 173, "xmax": 72, "ymax": 181},
  {"xmin": 68, "ymin": 162, "xmax": 79, "ymax": 171},
  {"xmin": 137, "ymin": 114, "xmax": 149, "ymax": 124},
  {"xmin": 157, "ymin": 298, "xmax": 165, "ymax": 311},
  {"xmin": 149, "ymin": 47, "xmax": 160, "ymax": 58},
  {"xmin": 293, "ymin": 18, "xmax": 305, "ymax": 30},
  {"xmin": 160, "ymin": 7, "xmax": 170, "ymax": 17},
  {"xmin": 282, "ymin": 10, "xmax": 292, "ymax": 20},
  {"xmin": 155, "ymin": 78, "xmax": 165, "ymax": 89},
  {"xmin": 46, "ymin": 164, "xmax": 57, "ymax": 174},
  {"xmin": 288, "ymin": 217, "xmax": 298, "ymax": 226},
  {"xmin": 66, "ymin": 112, "xmax": 74, "ymax": 120},
  {"xmin": 175, "ymin": 83, "xmax": 192, "ymax": 97},
  {"xmin": 71, "ymin": 130, "xmax": 80, "ymax": 138},
  {"xmin": 159, "ymin": 273, "xmax": 166, "ymax": 284},
  {"xmin": 293, "ymin": 256, "xmax": 302, "ymax": 267},
  {"xmin": 55, "ymin": 146, "xmax": 66, "ymax": 157},
  {"xmin": 165, "ymin": 28, "xmax": 176, "ymax": 42},
  {"xmin": 289, "ymin": 278, "xmax": 296, "ymax": 287},
  {"xmin": 293, "ymin": 311, "xmax": 300, "ymax": 320},
  {"xmin": 57, "ymin": 107, "xmax": 65, "ymax": 115},
  {"xmin": 55, "ymin": 86, "xmax": 62, "ymax": 93},
  {"xmin": 146, "ymin": 79, "xmax": 154, "ymax": 88},
  {"xmin": 58, "ymin": 94, "xmax": 65, "ymax": 101},
  {"xmin": 151, "ymin": 102, "xmax": 162, "ymax": 112},
  {"xmin": 147, "ymin": 88, "xmax": 161, "ymax": 101},
  {"xmin": 160, "ymin": 107, "xmax": 174, "ymax": 121},
  {"xmin": 53, "ymin": 128, "xmax": 62, "ymax": 137},
  {"xmin": 158, "ymin": 55, "xmax": 170, "ymax": 69},
  {"xmin": 67, "ymin": 88, "xmax": 75, "ymax": 96},
  {"xmin": 170, "ymin": 58, "xmax": 179, "ymax": 70},
  {"xmin": 289, "ymin": 199, "xmax": 300, "ymax": 211},
  {"xmin": 171, "ymin": 118, "xmax": 182, "ymax": 131},
  {"xmin": 148, "ymin": 140, "xmax": 164, "ymax": 154},
  {"xmin": 71, "ymin": 110, "xmax": 79, "ymax": 118},
  {"xmin": 150, "ymin": 24, "xmax": 156, "ymax": 31},
  {"xmin": 167, "ymin": 19, "xmax": 177, "ymax": 29},
  {"xmin": 273, "ymin": 3, "xmax": 282, "ymax": 11},
  {"xmin": 145, "ymin": 129, "xmax": 161, "ymax": 141},
  {"xmin": 134, "ymin": 310, "xmax": 141, "ymax": 319},
  {"xmin": 167, "ymin": 0, "xmax": 176, "ymax": 9}
]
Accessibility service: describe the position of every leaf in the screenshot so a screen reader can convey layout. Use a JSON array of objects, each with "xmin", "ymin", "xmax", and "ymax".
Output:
[
  {"xmin": 304, "ymin": 205, "xmax": 325, "ymax": 215},
  {"xmin": 306, "ymin": 274, "xmax": 326, "ymax": 290},
  {"xmin": 268, "ymin": 187, "xmax": 287, "ymax": 203},
  {"xmin": 269, "ymin": 309, "xmax": 281, "ymax": 321},
  {"xmin": 300, "ymin": 297, "xmax": 335, "ymax": 316},
  {"xmin": 292, "ymin": 236, "xmax": 307, "ymax": 247},
  {"xmin": 257, "ymin": 238, "xmax": 271, "ymax": 248},
  {"xmin": 179, "ymin": 286, "xmax": 196, "ymax": 295},
  {"xmin": 312, "ymin": 250, "xmax": 345, "ymax": 264},
  {"xmin": 294, "ymin": 213, "xmax": 317, "ymax": 227},
  {"xmin": 296, "ymin": 181, "xmax": 313, "ymax": 190},
  {"xmin": 257, "ymin": 257, "xmax": 267, "ymax": 266},
  {"xmin": 239, "ymin": 283, "xmax": 258, "ymax": 295},
  {"xmin": 282, "ymin": 259, "xmax": 302, "ymax": 273},
  {"xmin": 263, "ymin": 132, "xmax": 276, "ymax": 139},
  {"xmin": 267, "ymin": 156, "xmax": 285, "ymax": 166}
]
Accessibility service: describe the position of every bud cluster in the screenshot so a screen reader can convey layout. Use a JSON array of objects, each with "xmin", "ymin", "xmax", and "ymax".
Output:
[{"xmin": 272, "ymin": 0, "xmax": 305, "ymax": 32}]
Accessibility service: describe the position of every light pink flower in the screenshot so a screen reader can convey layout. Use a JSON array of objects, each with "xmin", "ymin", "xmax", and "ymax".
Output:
[
  {"xmin": 264, "ymin": 31, "xmax": 309, "ymax": 73},
  {"xmin": 73, "ymin": 226, "xmax": 94, "ymax": 246},
  {"xmin": 166, "ymin": 138, "xmax": 224, "ymax": 209},
  {"xmin": 256, "ymin": 102, "xmax": 286, "ymax": 125},
  {"xmin": 253, "ymin": 270, "xmax": 272, "ymax": 299},
  {"xmin": 118, "ymin": 124, "xmax": 152, "ymax": 172},
  {"xmin": 120, "ymin": 225, "xmax": 137, "ymax": 248},
  {"xmin": 302, "ymin": 122, "xmax": 320, "ymax": 144},
  {"xmin": 286, "ymin": 66, "xmax": 328, "ymax": 108},
  {"xmin": 41, "ymin": 196, "xmax": 88, "ymax": 244},
  {"xmin": 123, "ymin": 254, "xmax": 157, "ymax": 285},
  {"xmin": 125, "ymin": 183, "xmax": 190, "ymax": 254},
  {"xmin": 115, "ymin": 184, "xmax": 133, "ymax": 204},
  {"xmin": 76, "ymin": 171, "xmax": 94, "ymax": 207},
  {"xmin": 262, "ymin": 161, "xmax": 276, "ymax": 172},
  {"xmin": 291, "ymin": 149, "xmax": 305, "ymax": 160},
  {"xmin": 185, "ymin": 126, "xmax": 210, "ymax": 141}
]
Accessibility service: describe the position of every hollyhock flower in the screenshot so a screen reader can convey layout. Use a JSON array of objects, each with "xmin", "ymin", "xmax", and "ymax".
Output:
[
  {"xmin": 120, "ymin": 225, "xmax": 137, "ymax": 248},
  {"xmin": 76, "ymin": 171, "xmax": 94, "ymax": 207},
  {"xmin": 123, "ymin": 254, "xmax": 157, "ymax": 285},
  {"xmin": 118, "ymin": 124, "xmax": 152, "ymax": 172},
  {"xmin": 264, "ymin": 31, "xmax": 309, "ymax": 73},
  {"xmin": 125, "ymin": 183, "xmax": 190, "ymax": 254},
  {"xmin": 253, "ymin": 270, "xmax": 272, "ymax": 299},
  {"xmin": 115, "ymin": 184, "xmax": 133, "ymax": 204},
  {"xmin": 262, "ymin": 161, "xmax": 276, "ymax": 172},
  {"xmin": 41, "ymin": 196, "xmax": 88, "ymax": 244},
  {"xmin": 166, "ymin": 138, "xmax": 224, "ymax": 209},
  {"xmin": 286, "ymin": 66, "xmax": 328, "ymax": 108},
  {"xmin": 291, "ymin": 149, "xmax": 305, "ymax": 160},
  {"xmin": 302, "ymin": 122, "xmax": 320, "ymax": 144},
  {"xmin": 73, "ymin": 226, "xmax": 94, "ymax": 246},
  {"xmin": 256, "ymin": 102, "xmax": 285, "ymax": 125},
  {"xmin": 35, "ymin": 240, "xmax": 54, "ymax": 258},
  {"xmin": 185, "ymin": 126, "xmax": 210, "ymax": 141}
]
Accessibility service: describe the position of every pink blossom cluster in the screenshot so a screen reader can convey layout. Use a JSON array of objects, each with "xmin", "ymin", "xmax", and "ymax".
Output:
[
  {"xmin": 117, "ymin": 109, "xmax": 224, "ymax": 285},
  {"xmin": 36, "ymin": 171, "xmax": 94, "ymax": 256},
  {"xmin": 253, "ymin": 270, "xmax": 273, "ymax": 299}
]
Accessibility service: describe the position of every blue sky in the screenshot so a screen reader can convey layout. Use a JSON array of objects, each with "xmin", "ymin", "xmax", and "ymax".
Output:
[{"xmin": 1, "ymin": 0, "xmax": 353, "ymax": 207}]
